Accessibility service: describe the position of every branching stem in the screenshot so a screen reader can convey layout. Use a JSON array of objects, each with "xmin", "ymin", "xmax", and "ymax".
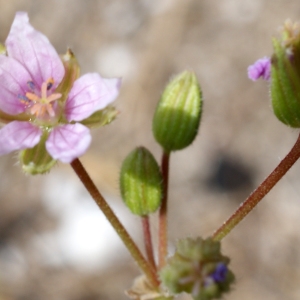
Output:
[
  {"xmin": 212, "ymin": 133, "xmax": 300, "ymax": 241},
  {"xmin": 70, "ymin": 158, "xmax": 160, "ymax": 288}
]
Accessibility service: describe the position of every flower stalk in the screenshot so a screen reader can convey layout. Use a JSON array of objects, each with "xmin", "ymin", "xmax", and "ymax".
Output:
[
  {"xmin": 142, "ymin": 216, "xmax": 156, "ymax": 271},
  {"xmin": 70, "ymin": 158, "xmax": 160, "ymax": 288},
  {"xmin": 212, "ymin": 133, "xmax": 300, "ymax": 241},
  {"xmin": 158, "ymin": 150, "xmax": 170, "ymax": 269}
]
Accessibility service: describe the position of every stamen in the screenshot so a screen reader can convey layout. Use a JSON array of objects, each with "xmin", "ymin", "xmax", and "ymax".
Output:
[
  {"xmin": 18, "ymin": 94, "xmax": 29, "ymax": 103},
  {"xmin": 26, "ymin": 92, "xmax": 39, "ymax": 102},
  {"xmin": 46, "ymin": 104, "xmax": 55, "ymax": 117},
  {"xmin": 46, "ymin": 78, "xmax": 54, "ymax": 90},
  {"xmin": 27, "ymin": 81, "xmax": 35, "ymax": 91},
  {"xmin": 30, "ymin": 104, "xmax": 41, "ymax": 116},
  {"xmin": 21, "ymin": 77, "xmax": 62, "ymax": 120},
  {"xmin": 47, "ymin": 93, "xmax": 62, "ymax": 102},
  {"xmin": 41, "ymin": 82, "xmax": 48, "ymax": 100}
]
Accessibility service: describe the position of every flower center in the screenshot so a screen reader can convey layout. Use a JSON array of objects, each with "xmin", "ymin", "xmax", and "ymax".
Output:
[{"xmin": 19, "ymin": 78, "xmax": 62, "ymax": 121}]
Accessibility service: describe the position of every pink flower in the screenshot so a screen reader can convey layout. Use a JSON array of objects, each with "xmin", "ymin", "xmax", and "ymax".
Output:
[
  {"xmin": 247, "ymin": 57, "xmax": 271, "ymax": 81},
  {"xmin": 0, "ymin": 12, "xmax": 121, "ymax": 164}
]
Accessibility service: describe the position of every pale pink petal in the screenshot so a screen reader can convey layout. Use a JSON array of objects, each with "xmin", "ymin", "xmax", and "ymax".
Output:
[
  {"xmin": 5, "ymin": 12, "xmax": 65, "ymax": 87},
  {"xmin": 46, "ymin": 123, "xmax": 91, "ymax": 163},
  {"xmin": 65, "ymin": 73, "xmax": 121, "ymax": 122},
  {"xmin": 0, "ymin": 121, "xmax": 42, "ymax": 155},
  {"xmin": 0, "ymin": 55, "xmax": 31, "ymax": 114}
]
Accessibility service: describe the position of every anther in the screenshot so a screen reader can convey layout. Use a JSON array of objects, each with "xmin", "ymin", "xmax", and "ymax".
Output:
[
  {"xmin": 27, "ymin": 81, "xmax": 35, "ymax": 91},
  {"xmin": 46, "ymin": 78, "xmax": 54, "ymax": 91},
  {"xmin": 18, "ymin": 94, "xmax": 29, "ymax": 103}
]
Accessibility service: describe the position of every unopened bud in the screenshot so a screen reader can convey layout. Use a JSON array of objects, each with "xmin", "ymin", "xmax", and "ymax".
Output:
[
  {"xmin": 271, "ymin": 32, "xmax": 300, "ymax": 127},
  {"xmin": 152, "ymin": 71, "xmax": 202, "ymax": 152},
  {"xmin": 249, "ymin": 20, "xmax": 300, "ymax": 128},
  {"xmin": 120, "ymin": 147, "xmax": 162, "ymax": 216}
]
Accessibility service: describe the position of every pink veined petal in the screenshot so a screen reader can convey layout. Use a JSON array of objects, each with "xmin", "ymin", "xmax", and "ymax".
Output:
[
  {"xmin": 0, "ymin": 121, "xmax": 42, "ymax": 155},
  {"xmin": 65, "ymin": 73, "xmax": 121, "ymax": 122},
  {"xmin": 5, "ymin": 12, "xmax": 65, "ymax": 87},
  {"xmin": 0, "ymin": 55, "xmax": 31, "ymax": 115},
  {"xmin": 46, "ymin": 123, "xmax": 91, "ymax": 163}
]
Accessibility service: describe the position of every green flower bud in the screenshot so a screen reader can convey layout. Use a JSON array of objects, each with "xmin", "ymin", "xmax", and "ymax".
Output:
[
  {"xmin": 19, "ymin": 132, "xmax": 57, "ymax": 175},
  {"xmin": 160, "ymin": 238, "xmax": 235, "ymax": 300},
  {"xmin": 271, "ymin": 20, "xmax": 300, "ymax": 127},
  {"xmin": 152, "ymin": 71, "xmax": 202, "ymax": 152},
  {"xmin": 120, "ymin": 147, "xmax": 162, "ymax": 216}
]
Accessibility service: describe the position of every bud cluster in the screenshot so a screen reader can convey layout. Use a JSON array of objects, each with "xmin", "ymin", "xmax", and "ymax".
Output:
[{"xmin": 160, "ymin": 238, "xmax": 235, "ymax": 300}]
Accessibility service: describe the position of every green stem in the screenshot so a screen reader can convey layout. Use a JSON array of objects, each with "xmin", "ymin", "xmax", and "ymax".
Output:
[
  {"xmin": 70, "ymin": 158, "xmax": 160, "ymax": 288},
  {"xmin": 212, "ymin": 133, "xmax": 300, "ymax": 241},
  {"xmin": 142, "ymin": 216, "xmax": 156, "ymax": 271},
  {"xmin": 158, "ymin": 151, "xmax": 170, "ymax": 269}
]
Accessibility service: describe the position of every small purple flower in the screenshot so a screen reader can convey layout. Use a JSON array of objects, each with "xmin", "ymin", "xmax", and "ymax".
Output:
[
  {"xmin": 247, "ymin": 57, "xmax": 271, "ymax": 81},
  {"xmin": 0, "ymin": 12, "xmax": 121, "ymax": 163},
  {"xmin": 210, "ymin": 263, "xmax": 228, "ymax": 283}
]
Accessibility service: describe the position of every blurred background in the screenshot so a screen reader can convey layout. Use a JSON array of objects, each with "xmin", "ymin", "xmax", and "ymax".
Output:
[{"xmin": 0, "ymin": 0, "xmax": 300, "ymax": 299}]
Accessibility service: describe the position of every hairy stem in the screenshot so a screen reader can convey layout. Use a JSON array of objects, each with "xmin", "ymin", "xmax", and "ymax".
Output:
[
  {"xmin": 70, "ymin": 158, "xmax": 159, "ymax": 288},
  {"xmin": 212, "ymin": 133, "xmax": 300, "ymax": 241},
  {"xmin": 158, "ymin": 151, "xmax": 170, "ymax": 269}
]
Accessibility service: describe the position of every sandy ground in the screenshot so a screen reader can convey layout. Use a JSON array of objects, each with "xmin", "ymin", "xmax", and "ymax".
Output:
[{"xmin": 0, "ymin": 1, "xmax": 300, "ymax": 299}]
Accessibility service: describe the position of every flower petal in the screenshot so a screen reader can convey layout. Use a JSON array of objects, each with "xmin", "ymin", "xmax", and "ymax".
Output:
[
  {"xmin": 248, "ymin": 57, "xmax": 271, "ymax": 81},
  {"xmin": 65, "ymin": 73, "xmax": 121, "ymax": 122},
  {"xmin": 5, "ymin": 12, "xmax": 65, "ymax": 87},
  {"xmin": 0, "ymin": 55, "xmax": 31, "ymax": 114},
  {"xmin": 0, "ymin": 121, "xmax": 42, "ymax": 155},
  {"xmin": 46, "ymin": 123, "xmax": 91, "ymax": 163}
]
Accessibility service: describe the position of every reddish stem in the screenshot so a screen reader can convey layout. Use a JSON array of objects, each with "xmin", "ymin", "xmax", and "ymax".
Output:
[
  {"xmin": 70, "ymin": 158, "xmax": 159, "ymax": 288},
  {"xmin": 212, "ymin": 133, "xmax": 300, "ymax": 241},
  {"xmin": 142, "ymin": 216, "xmax": 156, "ymax": 271},
  {"xmin": 158, "ymin": 151, "xmax": 170, "ymax": 269}
]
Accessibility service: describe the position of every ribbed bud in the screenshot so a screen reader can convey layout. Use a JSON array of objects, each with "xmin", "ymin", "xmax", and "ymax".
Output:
[
  {"xmin": 120, "ymin": 147, "xmax": 162, "ymax": 216},
  {"xmin": 19, "ymin": 132, "xmax": 56, "ymax": 175},
  {"xmin": 152, "ymin": 71, "xmax": 202, "ymax": 152},
  {"xmin": 270, "ymin": 21, "xmax": 300, "ymax": 127},
  {"xmin": 56, "ymin": 48, "xmax": 80, "ymax": 104},
  {"xmin": 160, "ymin": 238, "xmax": 235, "ymax": 300}
]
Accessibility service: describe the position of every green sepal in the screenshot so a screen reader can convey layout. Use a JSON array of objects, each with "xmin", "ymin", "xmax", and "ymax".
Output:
[
  {"xmin": 120, "ymin": 147, "xmax": 162, "ymax": 216},
  {"xmin": 56, "ymin": 48, "xmax": 80, "ymax": 105},
  {"xmin": 0, "ymin": 110, "xmax": 30, "ymax": 124},
  {"xmin": 80, "ymin": 105, "xmax": 118, "ymax": 128},
  {"xmin": 271, "ymin": 38, "xmax": 300, "ymax": 127},
  {"xmin": 152, "ymin": 71, "xmax": 202, "ymax": 152},
  {"xmin": 19, "ymin": 131, "xmax": 57, "ymax": 175}
]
